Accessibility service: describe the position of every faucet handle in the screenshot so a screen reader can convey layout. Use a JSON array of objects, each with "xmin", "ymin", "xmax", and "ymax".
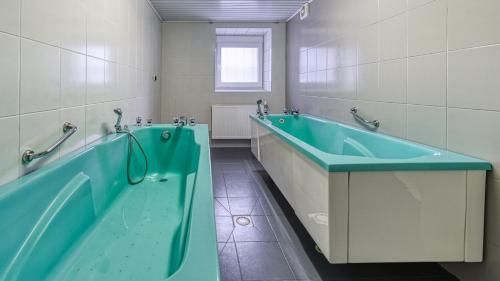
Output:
[
  {"xmin": 189, "ymin": 117, "xmax": 196, "ymax": 126},
  {"xmin": 173, "ymin": 116, "xmax": 180, "ymax": 126},
  {"xmin": 146, "ymin": 118, "xmax": 153, "ymax": 126},
  {"xmin": 136, "ymin": 116, "xmax": 142, "ymax": 126}
]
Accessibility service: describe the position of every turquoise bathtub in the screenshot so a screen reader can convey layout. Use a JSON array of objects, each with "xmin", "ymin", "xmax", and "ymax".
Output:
[
  {"xmin": 0, "ymin": 125, "xmax": 219, "ymax": 281},
  {"xmin": 251, "ymin": 114, "xmax": 491, "ymax": 172}
]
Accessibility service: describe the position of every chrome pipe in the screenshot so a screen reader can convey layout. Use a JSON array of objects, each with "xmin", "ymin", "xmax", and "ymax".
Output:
[
  {"xmin": 350, "ymin": 107, "xmax": 380, "ymax": 129},
  {"xmin": 22, "ymin": 122, "xmax": 78, "ymax": 164}
]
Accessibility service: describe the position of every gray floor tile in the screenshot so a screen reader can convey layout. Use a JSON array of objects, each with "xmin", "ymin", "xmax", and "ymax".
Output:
[
  {"xmin": 226, "ymin": 180, "xmax": 258, "ymax": 197},
  {"xmin": 220, "ymin": 162, "xmax": 248, "ymax": 173},
  {"xmin": 218, "ymin": 243, "xmax": 242, "ymax": 281},
  {"xmin": 224, "ymin": 172, "xmax": 254, "ymax": 183},
  {"xmin": 228, "ymin": 197, "xmax": 265, "ymax": 216},
  {"xmin": 233, "ymin": 216, "xmax": 277, "ymax": 242},
  {"xmin": 213, "ymin": 173, "xmax": 227, "ymax": 198},
  {"xmin": 215, "ymin": 197, "xmax": 232, "ymax": 216},
  {"xmin": 236, "ymin": 242, "xmax": 295, "ymax": 281},
  {"xmin": 216, "ymin": 216, "xmax": 235, "ymax": 243}
]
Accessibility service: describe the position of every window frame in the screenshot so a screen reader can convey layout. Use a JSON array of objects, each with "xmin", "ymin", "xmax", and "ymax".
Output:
[{"xmin": 215, "ymin": 35, "xmax": 264, "ymax": 92}]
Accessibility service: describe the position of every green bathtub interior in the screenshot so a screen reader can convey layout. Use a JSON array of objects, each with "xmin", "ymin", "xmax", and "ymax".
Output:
[
  {"xmin": 252, "ymin": 114, "xmax": 491, "ymax": 172},
  {"xmin": 0, "ymin": 125, "xmax": 219, "ymax": 281}
]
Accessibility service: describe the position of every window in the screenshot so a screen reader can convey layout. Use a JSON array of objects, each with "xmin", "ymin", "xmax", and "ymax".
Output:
[{"xmin": 216, "ymin": 36, "xmax": 264, "ymax": 92}]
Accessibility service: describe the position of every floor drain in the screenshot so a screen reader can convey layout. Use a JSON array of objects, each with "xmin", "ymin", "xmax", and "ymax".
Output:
[{"xmin": 235, "ymin": 216, "xmax": 251, "ymax": 226}]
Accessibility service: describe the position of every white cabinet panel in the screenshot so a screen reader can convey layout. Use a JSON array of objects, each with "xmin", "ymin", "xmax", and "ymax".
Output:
[{"xmin": 349, "ymin": 171, "xmax": 466, "ymax": 262}]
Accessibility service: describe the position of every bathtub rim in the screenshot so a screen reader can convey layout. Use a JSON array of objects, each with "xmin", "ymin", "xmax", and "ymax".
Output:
[{"xmin": 250, "ymin": 114, "xmax": 491, "ymax": 172}]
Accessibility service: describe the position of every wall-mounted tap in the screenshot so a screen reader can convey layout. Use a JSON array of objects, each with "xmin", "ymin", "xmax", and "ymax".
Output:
[
  {"xmin": 256, "ymin": 99, "xmax": 264, "ymax": 118},
  {"xmin": 136, "ymin": 116, "xmax": 143, "ymax": 126},
  {"xmin": 283, "ymin": 106, "xmax": 300, "ymax": 116},
  {"xmin": 146, "ymin": 118, "xmax": 153, "ymax": 127},
  {"xmin": 173, "ymin": 116, "xmax": 187, "ymax": 127}
]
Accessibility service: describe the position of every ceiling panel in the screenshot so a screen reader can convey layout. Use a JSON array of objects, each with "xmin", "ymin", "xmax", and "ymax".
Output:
[{"xmin": 150, "ymin": 0, "xmax": 308, "ymax": 22}]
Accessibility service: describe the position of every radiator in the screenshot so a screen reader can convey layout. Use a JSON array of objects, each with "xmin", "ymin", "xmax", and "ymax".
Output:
[{"xmin": 211, "ymin": 105, "xmax": 256, "ymax": 139}]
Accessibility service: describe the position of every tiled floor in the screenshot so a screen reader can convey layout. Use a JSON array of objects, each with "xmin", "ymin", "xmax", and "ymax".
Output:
[{"xmin": 211, "ymin": 148, "xmax": 459, "ymax": 281}]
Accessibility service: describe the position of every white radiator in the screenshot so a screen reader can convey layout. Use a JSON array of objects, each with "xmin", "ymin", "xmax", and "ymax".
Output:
[{"xmin": 211, "ymin": 105, "xmax": 256, "ymax": 139}]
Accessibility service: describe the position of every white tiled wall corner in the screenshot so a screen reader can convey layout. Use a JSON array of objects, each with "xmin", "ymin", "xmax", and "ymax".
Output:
[
  {"xmin": 0, "ymin": 0, "xmax": 162, "ymax": 186},
  {"xmin": 287, "ymin": 2, "xmax": 500, "ymax": 278}
]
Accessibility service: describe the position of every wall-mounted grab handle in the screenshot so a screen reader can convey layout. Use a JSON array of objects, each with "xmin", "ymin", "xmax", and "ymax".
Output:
[
  {"xmin": 22, "ymin": 122, "xmax": 78, "ymax": 164},
  {"xmin": 350, "ymin": 107, "xmax": 380, "ymax": 129}
]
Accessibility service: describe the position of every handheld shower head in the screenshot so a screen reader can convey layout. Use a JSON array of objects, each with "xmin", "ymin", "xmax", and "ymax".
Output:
[{"xmin": 113, "ymin": 108, "xmax": 123, "ymax": 132}]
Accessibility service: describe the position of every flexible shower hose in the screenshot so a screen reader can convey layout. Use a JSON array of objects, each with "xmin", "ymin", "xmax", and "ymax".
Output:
[{"xmin": 126, "ymin": 132, "xmax": 148, "ymax": 185}]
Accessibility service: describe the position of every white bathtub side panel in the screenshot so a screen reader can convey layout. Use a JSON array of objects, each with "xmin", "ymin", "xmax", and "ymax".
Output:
[
  {"xmin": 465, "ymin": 170, "xmax": 486, "ymax": 262},
  {"xmin": 348, "ymin": 171, "xmax": 467, "ymax": 262},
  {"xmin": 250, "ymin": 120, "xmax": 260, "ymax": 160},
  {"xmin": 258, "ymin": 127, "xmax": 294, "ymax": 204},
  {"xmin": 292, "ymin": 149, "xmax": 331, "ymax": 255},
  {"xmin": 329, "ymin": 172, "xmax": 349, "ymax": 263}
]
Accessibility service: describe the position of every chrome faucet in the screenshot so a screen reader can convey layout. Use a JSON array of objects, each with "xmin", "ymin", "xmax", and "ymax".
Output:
[
  {"xmin": 173, "ymin": 116, "xmax": 187, "ymax": 127},
  {"xmin": 283, "ymin": 106, "xmax": 300, "ymax": 116},
  {"xmin": 257, "ymin": 100, "xmax": 269, "ymax": 118},
  {"xmin": 136, "ymin": 116, "xmax": 143, "ymax": 126},
  {"xmin": 113, "ymin": 108, "xmax": 123, "ymax": 132}
]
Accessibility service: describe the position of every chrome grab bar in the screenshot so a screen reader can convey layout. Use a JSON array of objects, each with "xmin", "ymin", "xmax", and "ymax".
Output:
[
  {"xmin": 22, "ymin": 122, "xmax": 78, "ymax": 164},
  {"xmin": 350, "ymin": 107, "xmax": 380, "ymax": 129}
]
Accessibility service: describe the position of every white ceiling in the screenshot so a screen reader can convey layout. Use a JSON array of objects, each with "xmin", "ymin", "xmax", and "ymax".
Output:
[{"xmin": 150, "ymin": 0, "xmax": 308, "ymax": 22}]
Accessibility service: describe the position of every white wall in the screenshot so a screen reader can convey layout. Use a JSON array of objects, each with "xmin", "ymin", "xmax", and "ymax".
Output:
[
  {"xmin": 0, "ymin": 0, "xmax": 162, "ymax": 185},
  {"xmin": 160, "ymin": 22, "xmax": 286, "ymax": 128},
  {"xmin": 286, "ymin": 0, "xmax": 500, "ymax": 280}
]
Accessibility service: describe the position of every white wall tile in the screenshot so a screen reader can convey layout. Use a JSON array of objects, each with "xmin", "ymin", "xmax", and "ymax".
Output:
[
  {"xmin": 339, "ymin": 35, "xmax": 357, "ymax": 67},
  {"xmin": 448, "ymin": 45, "xmax": 500, "ymax": 111},
  {"xmin": 380, "ymin": 13, "xmax": 407, "ymax": 61},
  {"xmin": 408, "ymin": 0, "xmax": 447, "ymax": 56},
  {"xmin": 447, "ymin": 108, "xmax": 500, "ymax": 179},
  {"xmin": 0, "ymin": 0, "xmax": 20, "ymax": 35},
  {"xmin": 407, "ymin": 105, "xmax": 446, "ymax": 148},
  {"xmin": 60, "ymin": 0, "xmax": 86, "ymax": 54},
  {"xmin": 316, "ymin": 46, "xmax": 327, "ymax": 71},
  {"xmin": 448, "ymin": 0, "xmax": 500, "ymax": 50},
  {"xmin": 20, "ymin": 110, "xmax": 60, "ymax": 174},
  {"xmin": 327, "ymin": 66, "xmax": 356, "ymax": 99},
  {"xmin": 408, "ymin": 0, "xmax": 434, "ymax": 10},
  {"xmin": 357, "ymin": 63, "xmax": 379, "ymax": 102},
  {"xmin": 357, "ymin": 24, "xmax": 379, "ymax": 64},
  {"xmin": 380, "ymin": 59, "xmax": 406, "ymax": 103},
  {"xmin": 59, "ymin": 106, "xmax": 86, "ymax": 155},
  {"xmin": 408, "ymin": 52, "xmax": 446, "ymax": 106},
  {"xmin": 20, "ymin": 39, "xmax": 60, "ymax": 114},
  {"xmin": 380, "ymin": 0, "xmax": 407, "ymax": 20},
  {"xmin": 355, "ymin": 0, "xmax": 379, "ymax": 27},
  {"xmin": 86, "ymin": 56, "xmax": 105, "ymax": 104},
  {"xmin": 0, "ymin": 116, "xmax": 19, "ymax": 185},
  {"xmin": 86, "ymin": 13, "xmax": 107, "ymax": 59},
  {"xmin": 0, "ymin": 33, "xmax": 19, "ymax": 117},
  {"xmin": 21, "ymin": 0, "xmax": 60, "ymax": 46},
  {"xmin": 307, "ymin": 48, "xmax": 317, "ymax": 73},
  {"xmin": 352, "ymin": 101, "xmax": 407, "ymax": 138},
  {"xmin": 61, "ymin": 50, "xmax": 86, "ymax": 107}
]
